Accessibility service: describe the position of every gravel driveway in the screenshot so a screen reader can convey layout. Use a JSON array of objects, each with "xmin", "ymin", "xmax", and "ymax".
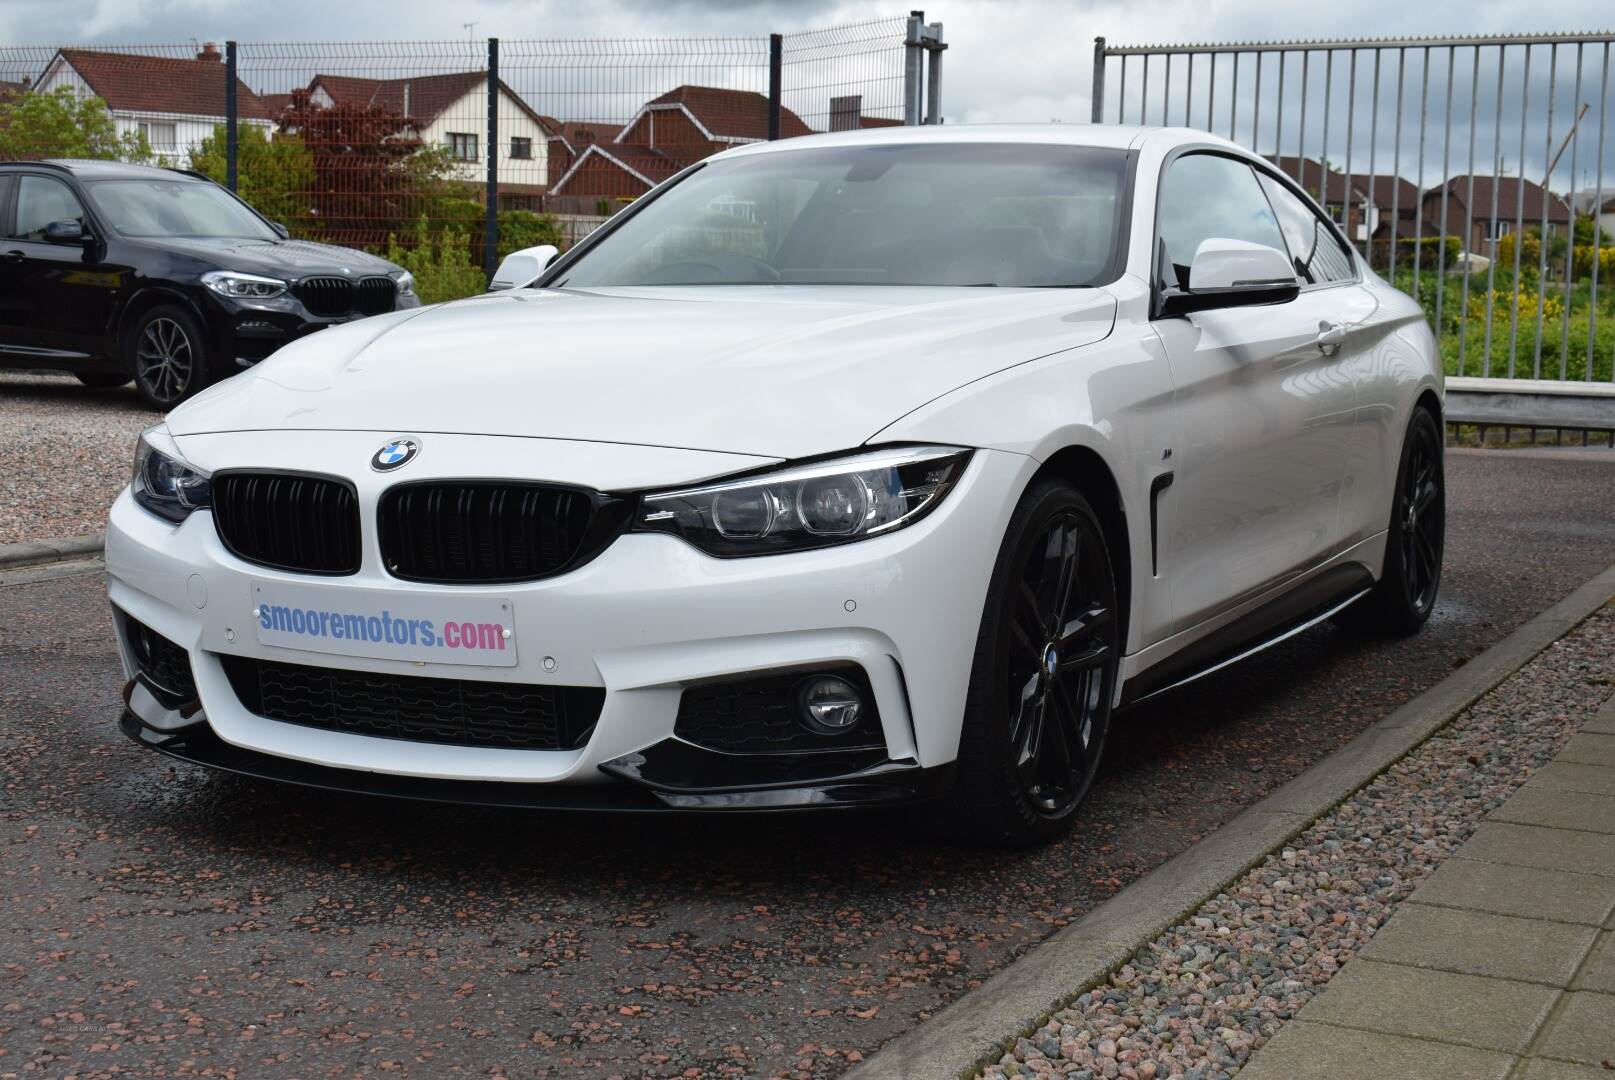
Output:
[
  {"xmin": 1, "ymin": 448, "xmax": 1612, "ymax": 1078},
  {"xmin": 0, "ymin": 372, "xmax": 156, "ymax": 545}
]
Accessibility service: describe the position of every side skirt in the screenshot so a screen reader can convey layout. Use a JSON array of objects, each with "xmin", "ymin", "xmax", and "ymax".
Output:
[{"xmin": 1118, "ymin": 563, "xmax": 1373, "ymax": 708}]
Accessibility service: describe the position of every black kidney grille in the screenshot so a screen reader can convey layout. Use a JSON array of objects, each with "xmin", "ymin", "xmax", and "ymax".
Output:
[
  {"xmin": 379, "ymin": 482, "xmax": 623, "ymax": 583},
  {"xmin": 212, "ymin": 472, "xmax": 361, "ymax": 575},
  {"xmin": 295, "ymin": 276, "xmax": 352, "ymax": 316},
  {"xmin": 221, "ymin": 656, "xmax": 603, "ymax": 751},
  {"xmin": 675, "ymin": 667, "xmax": 884, "ymax": 755},
  {"xmin": 355, "ymin": 276, "xmax": 397, "ymax": 315}
]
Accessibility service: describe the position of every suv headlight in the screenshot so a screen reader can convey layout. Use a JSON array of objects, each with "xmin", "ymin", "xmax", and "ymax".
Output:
[
  {"xmin": 634, "ymin": 445, "xmax": 971, "ymax": 557},
  {"xmin": 201, "ymin": 270, "xmax": 287, "ymax": 299},
  {"xmin": 132, "ymin": 427, "xmax": 211, "ymax": 523},
  {"xmin": 391, "ymin": 270, "xmax": 416, "ymax": 297}
]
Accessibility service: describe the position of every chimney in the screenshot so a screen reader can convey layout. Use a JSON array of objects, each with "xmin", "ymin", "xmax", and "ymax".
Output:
[
  {"xmin": 830, "ymin": 94, "xmax": 862, "ymax": 132},
  {"xmin": 197, "ymin": 42, "xmax": 220, "ymax": 62}
]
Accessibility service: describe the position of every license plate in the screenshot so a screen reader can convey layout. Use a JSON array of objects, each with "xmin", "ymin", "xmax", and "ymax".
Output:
[{"xmin": 251, "ymin": 581, "xmax": 518, "ymax": 667}]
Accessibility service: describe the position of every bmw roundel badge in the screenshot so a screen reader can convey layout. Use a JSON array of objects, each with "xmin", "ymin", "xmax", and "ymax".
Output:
[{"xmin": 371, "ymin": 437, "xmax": 421, "ymax": 472}]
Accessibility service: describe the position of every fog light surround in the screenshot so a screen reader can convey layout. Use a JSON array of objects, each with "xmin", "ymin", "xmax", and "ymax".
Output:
[{"xmin": 796, "ymin": 674, "xmax": 865, "ymax": 735}]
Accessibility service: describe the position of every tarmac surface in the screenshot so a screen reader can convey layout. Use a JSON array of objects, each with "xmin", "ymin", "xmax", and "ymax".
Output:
[{"xmin": 1, "ymin": 446, "xmax": 1612, "ymax": 1079}]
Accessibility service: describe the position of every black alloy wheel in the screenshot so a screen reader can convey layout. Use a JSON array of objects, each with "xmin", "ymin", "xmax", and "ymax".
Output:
[
  {"xmin": 1337, "ymin": 407, "xmax": 1445, "ymax": 637},
  {"xmin": 952, "ymin": 480, "xmax": 1120, "ymax": 847},
  {"xmin": 129, "ymin": 306, "xmax": 207, "ymax": 409},
  {"xmin": 1397, "ymin": 414, "xmax": 1444, "ymax": 615}
]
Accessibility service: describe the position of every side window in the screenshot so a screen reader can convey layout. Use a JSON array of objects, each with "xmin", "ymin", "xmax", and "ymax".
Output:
[
  {"xmin": 10, "ymin": 176, "xmax": 86, "ymax": 241},
  {"xmin": 1257, "ymin": 172, "xmax": 1356, "ymax": 284},
  {"xmin": 1157, "ymin": 153, "xmax": 1288, "ymax": 290}
]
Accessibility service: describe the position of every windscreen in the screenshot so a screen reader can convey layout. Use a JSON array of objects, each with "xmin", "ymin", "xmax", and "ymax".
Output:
[
  {"xmin": 554, "ymin": 143, "xmax": 1129, "ymax": 289},
  {"xmin": 85, "ymin": 179, "xmax": 278, "ymax": 240}
]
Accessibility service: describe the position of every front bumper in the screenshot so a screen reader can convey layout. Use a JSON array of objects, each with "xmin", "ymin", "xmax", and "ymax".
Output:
[
  {"xmin": 203, "ymin": 289, "xmax": 422, "ymax": 369},
  {"xmin": 106, "ymin": 434, "xmax": 1030, "ymax": 809}
]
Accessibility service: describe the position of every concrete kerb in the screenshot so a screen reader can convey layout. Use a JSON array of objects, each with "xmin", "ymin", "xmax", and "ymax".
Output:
[
  {"xmin": 0, "ymin": 532, "xmax": 105, "ymax": 569},
  {"xmin": 846, "ymin": 563, "xmax": 1615, "ymax": 1080}
]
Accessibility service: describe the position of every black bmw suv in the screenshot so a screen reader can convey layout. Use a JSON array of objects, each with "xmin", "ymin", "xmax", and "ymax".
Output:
[{"xmin": 0, "ymin": 159, "xmax": 420, "ymax": 408}]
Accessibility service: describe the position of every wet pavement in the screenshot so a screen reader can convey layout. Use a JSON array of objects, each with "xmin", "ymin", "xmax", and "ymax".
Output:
[{"xmin": 1, "ymin": 447, "xmax": 1612, "ymax": 1079}]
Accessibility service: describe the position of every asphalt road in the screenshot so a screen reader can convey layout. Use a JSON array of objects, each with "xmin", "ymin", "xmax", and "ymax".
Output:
[{"xmin": 2, "ymin": 447, "xmax": 1612, "ymax": 1079}]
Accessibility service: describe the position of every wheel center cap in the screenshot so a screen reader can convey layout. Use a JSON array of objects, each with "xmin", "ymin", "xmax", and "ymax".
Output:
[{"xmin": 1043, "ymin": 645, "xmax": 1059, "ymax": 679}]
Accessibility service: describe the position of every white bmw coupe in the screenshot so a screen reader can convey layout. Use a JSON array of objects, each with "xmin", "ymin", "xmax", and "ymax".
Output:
[{"xmin": 108, "ymin": 124, "xmax": 1443, "ymax": 846}]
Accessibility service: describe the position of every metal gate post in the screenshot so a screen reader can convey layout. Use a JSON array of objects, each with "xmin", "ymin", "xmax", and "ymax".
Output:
[
  {"xmin": 225, "ymin": 41, "xmax": 238, "ymax": 191},
  {"xmin": 904, "ymin": 11, "xmax": 924, "ymax": 125},
  {"xmin": 768, "ymin": 34, "xmax": 782, "ymax": 139},
  {"xmin": 485, "ymin": 38, "xmax": 499, "ymax": 282},
  {"xmin": 1091, "ymin": 37, "xmax": 1106, "ymax": 122},
  {"xmin": 924, "ymin": 22, "xmax": 946, "ymax": 123}
]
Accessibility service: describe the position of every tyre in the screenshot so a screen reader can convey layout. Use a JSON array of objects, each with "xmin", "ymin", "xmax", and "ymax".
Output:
[
  {"xmin": 74, "ymin": 371, "xmax": 131, "ymax": 389},
  {"xmin": 128, "ymin": 305, "xmax": 208, "ymax": 409},
  {"xmin": 950, "ymin": 479, "xmax": 1121, "ymax": 848},
  {"xmin": 1337, "ymin": 407, "xmax": 1445, "ymax": 637}
]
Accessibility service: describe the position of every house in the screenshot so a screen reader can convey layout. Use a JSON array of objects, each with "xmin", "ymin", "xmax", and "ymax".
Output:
[
  {"xmin": 1571, "ymin": 188, "xmax": 1615, "ymax": 242},
  {"xmin": 0, "ymin": 78, "xmax": 27, "ymax": 103},
  {"xmin": 1362, "ymin": 174, "xmax": 1423, "ymax": 242},
  {"xmin": 302, "ymin": 70, "xmax": 552, "ymax": 205},
  {"xmin": 539, "ymin": 120, "xmax": 623, "ymax": 188},
  {"xmin": 550, "ymin": 85, "xmax": 811, "ymax": 201},
  {"xmin": 1421, "ymin": 176, "xmax": 1572, "ymax": 252},
  {"xmin": 34, "ymin": 44, "xmax": 274, "ymax": 161}
]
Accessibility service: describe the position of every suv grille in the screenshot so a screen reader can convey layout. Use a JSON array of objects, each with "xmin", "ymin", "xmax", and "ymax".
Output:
[
  {"xmin": 294, "ymin": 276, "xmax": 395, "ymax": 317},
  {"xmin": 377, "ymin": 481, "xmax": 630, "ymax": 584},
  {"xmin": 354, "ymin": 276, "xmax": 397, "ymax": 315},
  {"xmin": 212, "ymin": 472, "xmax": 361, "ymax": 575},
  {"xmin": 675, "ymin": 667, "xmax": 884, "ymax": 755},
  {"xmin": 221, "ymin": 656, "xmax": 603, "ymax": 751}
]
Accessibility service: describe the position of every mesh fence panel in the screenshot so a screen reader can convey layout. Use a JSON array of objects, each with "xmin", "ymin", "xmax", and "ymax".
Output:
[
  {"xmin": 0, "ymin": 24, "xmax": 914, "ymax": 301},
  {"xmin": 781, "ymin": 18, "xmax": 908, "ymax": 133}
]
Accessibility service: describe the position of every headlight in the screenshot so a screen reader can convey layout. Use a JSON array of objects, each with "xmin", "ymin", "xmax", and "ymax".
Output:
[
  {"xmin": 132, "ymin": 428, "xmax": 211, "ymax": 523},
  {"xmin": 635, "ymin": 445, "xmax": 971, "ymax": 557},
  {"xmin": 392, "ymin": 270, "xmax": 416, "ymax": 297},
  {"xmin": 201, "ymin": 270, "xmax": 287, "ymax": 299}
]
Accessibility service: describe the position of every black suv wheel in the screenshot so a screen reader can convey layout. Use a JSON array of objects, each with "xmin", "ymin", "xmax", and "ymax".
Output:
[{"xmin": 129, "ymin": 305, "xmax": 208, "ymax": 409}]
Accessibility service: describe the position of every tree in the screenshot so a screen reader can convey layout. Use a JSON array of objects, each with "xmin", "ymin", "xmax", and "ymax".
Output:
[
  {"xmin": 190, "ymin": 124, "xmax": 316, "ymax": 230},
  {"xmin": 275, "ymin": 90, "xmax": 462, "ymax": 247},
  {"xmin": 0, "ymin": 85, "xmax": 150, "ymax": 162}
]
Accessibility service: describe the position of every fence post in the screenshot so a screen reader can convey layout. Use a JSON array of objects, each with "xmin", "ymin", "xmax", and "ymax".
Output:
[
  {"xmin": 768, "ymin": 34, "xmax": 782, "ymax": 140},
  {"xmin": 1091, "ymin": 37, "xmax": 1106, "ymax": 123},
  {"xmin": 485, "ymin": 38, "xmax": 499, "ymax": 282},
  {"xmin": 904, "ymin": 11, "xmax": 924, "ymax": 125},
  {"xmin": 225, "ymin": 40, "xmax": 238, "ymax": 191},
  {"xmin": 924, "ymin": 22, "xmax": 945, "ymax": 123}
]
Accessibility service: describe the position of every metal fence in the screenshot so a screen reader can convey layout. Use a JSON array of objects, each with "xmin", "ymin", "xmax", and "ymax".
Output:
[
  {"xmin": 1092, "ymin": 32, "xmax": 1615, "ymax": 388},
  {"xmin": 0, "ymin": 17, "xmax": 938, "ymax": 292}
]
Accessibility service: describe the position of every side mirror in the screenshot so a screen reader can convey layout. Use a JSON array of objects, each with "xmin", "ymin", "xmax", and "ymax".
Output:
[
  {"xmin": 44, "ymin": 219, "xmax": 84, "ymax": 244},
  {"xmin": 488, "ymin": 244, "xmax": 559, "ymax": 291},
  {"xmin": 1157, "ymin": 237, "xmax": 1300, "ymax": 318},
  {"xmin": 271, "ymin": 222, "xmax": 291, "ymax": 240}
]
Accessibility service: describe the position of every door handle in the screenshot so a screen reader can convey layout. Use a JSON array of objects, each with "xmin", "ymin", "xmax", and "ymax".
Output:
[
  {"xmin": 1316, "ymin": 322, "xmax": 1348, "ymax": 356},
  {"xmin": 1, "ymin": 250, "xmax": 23, "ymax": 265}
]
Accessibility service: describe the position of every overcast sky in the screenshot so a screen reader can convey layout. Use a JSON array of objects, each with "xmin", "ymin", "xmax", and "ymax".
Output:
[{"xmin": 4, "ymin": 0, "xmax": 1613, "ymax": 190}]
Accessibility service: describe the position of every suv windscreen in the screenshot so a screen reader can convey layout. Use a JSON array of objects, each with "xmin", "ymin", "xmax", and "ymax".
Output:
[
  {"xmin": 83, "ymin": 179, "xmax": 277, "ymax": 240},
  {"xmin": 553, "ymin": 143, "xmax": 1130, "ymax": 288}
]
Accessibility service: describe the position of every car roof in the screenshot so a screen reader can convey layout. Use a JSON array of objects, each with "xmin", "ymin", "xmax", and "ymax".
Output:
[
  {"xmin": 719, "ymin": 122, "xmax": 1247, "ymax": 159},
  {"xmin": 0, "ymin": 159, "xmax": 207, "ymax": 181}
]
